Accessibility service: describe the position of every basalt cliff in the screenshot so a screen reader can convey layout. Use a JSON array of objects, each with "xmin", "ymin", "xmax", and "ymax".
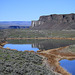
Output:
[{"xmin": 31, "ymin": 13, "xmax": 75, "ymax": 30}]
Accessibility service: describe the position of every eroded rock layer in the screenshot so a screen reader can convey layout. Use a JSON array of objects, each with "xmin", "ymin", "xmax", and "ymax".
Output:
[{"xmin": 31, "ymin": 13, "xmax": 75, "ymax": 30}]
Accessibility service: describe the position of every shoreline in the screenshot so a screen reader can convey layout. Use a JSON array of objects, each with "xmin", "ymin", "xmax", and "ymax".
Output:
[
  {"xmin": 38, "ymin": 46, "xmax": 75, "ymax": 75},
  {"xmin": 0, "ymin": 38, "xmax": 75, "ymax": 75},
  {"xmin": 6, "ymin": 37, "xmax": 75, "ymax": 40}
]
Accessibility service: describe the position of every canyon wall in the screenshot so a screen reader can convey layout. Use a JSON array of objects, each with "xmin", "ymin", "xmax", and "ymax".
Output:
[{"xmin": 31, "ymin": 13, "xmax": 75, "ymax": 30}]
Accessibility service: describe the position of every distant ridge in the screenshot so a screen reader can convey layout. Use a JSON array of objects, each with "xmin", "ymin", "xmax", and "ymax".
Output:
[
  {"xmin": 31, "ymin": 13, "xmax": 75, "ymax": 30},
  {"xmin": 0, "ymin": 21, "xmax": 31, "ymax": 29}
]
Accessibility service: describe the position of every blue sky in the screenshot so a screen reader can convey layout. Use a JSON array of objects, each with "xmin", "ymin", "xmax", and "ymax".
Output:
[{"xmin": 0, "ymin": 0, "xmax": 75, "ymax": 21}]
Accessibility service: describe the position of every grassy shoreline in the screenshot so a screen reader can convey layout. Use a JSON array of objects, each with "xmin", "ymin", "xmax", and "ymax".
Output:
[
  {"xmin": 38, "ymin": 46, "xmax": 75, "ymax": 75},
  {"xmin": 0, "ymin": 29, "xmax": 75, "ymax": 75},
  {"xmin": 1, "ymin": 39, "xmax": 75, "ymax": 75}
]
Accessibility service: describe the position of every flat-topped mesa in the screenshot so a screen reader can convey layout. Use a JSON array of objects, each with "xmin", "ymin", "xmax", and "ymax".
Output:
[
  {"xmin": 31, "ymin": 13, "xmax": 75, "ymax": 30},
  {"xmin": 39, "ymin": 14, "xmax": 75, "ymax": 22}
]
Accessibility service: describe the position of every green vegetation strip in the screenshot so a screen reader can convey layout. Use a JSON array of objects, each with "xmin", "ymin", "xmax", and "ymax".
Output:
[{"xmin": 0, "ymin": 48, "xmax": 55, "ymax": 75}]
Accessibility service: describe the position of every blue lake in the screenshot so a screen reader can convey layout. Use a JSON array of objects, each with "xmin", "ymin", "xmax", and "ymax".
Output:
[
  {"xmin": 60, "ymin": 59, "xmax": 75, "ymax": 75},
  {"xmin": 3, "ymin": 39, "xmax": 75, "ymax": 75},
  {"xmin": 3, "ymin": 44, "xmax": 39, "ymax": 52},
  {"xmin": 3, "ymin": 39, "xmax": 75, "ymax": 52}
]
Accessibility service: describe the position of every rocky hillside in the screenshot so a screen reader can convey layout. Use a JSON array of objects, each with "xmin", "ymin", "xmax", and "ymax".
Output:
[{"xmin": 31, "ymin": 13, "xmax": 75, "ymax": 30}]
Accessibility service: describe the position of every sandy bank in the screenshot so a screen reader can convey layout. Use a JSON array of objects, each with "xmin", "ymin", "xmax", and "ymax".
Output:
[
  {"xmin": 38, "ymin": 46, "xmax": 75, "ymax": 75},
  {"xmin": 7, "ymin": 37, "xmax": 75, "ymax": 40},
  {"xmin": 1, "ymin": 38, "xmax": 75, "ymax": 75}
]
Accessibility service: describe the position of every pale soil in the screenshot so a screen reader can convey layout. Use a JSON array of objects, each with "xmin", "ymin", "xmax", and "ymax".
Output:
[{"xmin": 38, "ymin": 46, "xmax": 75, "ymax": 75}]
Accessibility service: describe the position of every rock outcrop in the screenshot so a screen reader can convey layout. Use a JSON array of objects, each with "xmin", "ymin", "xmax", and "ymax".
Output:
[{"xmin": 31, "ymin": 13, "xmax": 75, "ymax": 30}]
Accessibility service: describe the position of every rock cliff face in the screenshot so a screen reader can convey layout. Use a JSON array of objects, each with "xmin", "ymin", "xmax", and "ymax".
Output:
[{"xmin": 31, "ymin": 13, "xmax": 75, "ymax": 30}]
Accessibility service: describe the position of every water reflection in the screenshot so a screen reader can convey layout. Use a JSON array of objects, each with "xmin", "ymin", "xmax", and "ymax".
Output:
[
  {"xmin": 60, "ymin": 59, "xmax": 75, "ymax": 75},
  {"xmin": 3, "ymin": 39, "xmax": 75, "ymax": 51}
]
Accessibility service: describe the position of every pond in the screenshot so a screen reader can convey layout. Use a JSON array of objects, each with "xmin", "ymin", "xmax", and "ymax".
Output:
[
  {"xmin": 60, "ymin": 59, "xmax": 75, "ymax": 75},
  {"xmin": 3, "ymin": 44, "xmax": 39, "ymax": 52},
  {"xmin": 3, "ymin": 39, "xmax": 75, "ymax": 52}
]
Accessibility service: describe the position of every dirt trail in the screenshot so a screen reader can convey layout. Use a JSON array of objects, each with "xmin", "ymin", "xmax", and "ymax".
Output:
[
  {"xmin": 38, "ymin": 46, "xmax": 75, "ymax": 75},
  {"xmin": 1, "ymin": 38, "xmax": 75, "ymax": 75}
]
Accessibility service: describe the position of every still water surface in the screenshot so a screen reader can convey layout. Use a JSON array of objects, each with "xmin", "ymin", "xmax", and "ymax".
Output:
[
  {"xmin": 4, "ymin": 44, "xmax": 39, "ymax": 52},
  {"xmin": 3, "ymin": 39, "xmax": 75, "ymax": 51},
  {"xmin": 3, "ymin": 39, "xmax": 75, "ymax": 74},
  {"xmin": 60, "ymin": 59, "xmax": 75, "ymax": 75}
]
